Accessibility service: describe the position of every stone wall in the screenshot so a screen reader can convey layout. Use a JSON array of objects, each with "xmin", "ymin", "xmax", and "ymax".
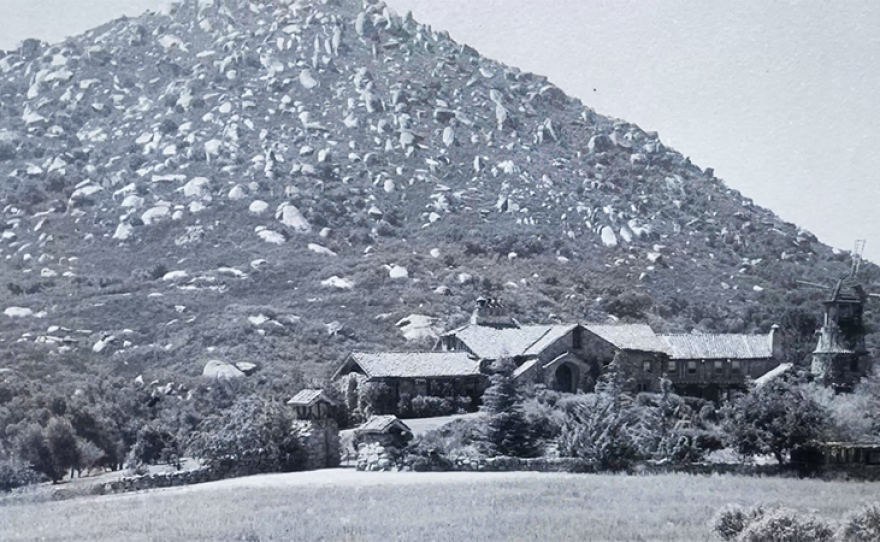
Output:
[
  {"xmin": 356, "ymin": 442, "xmax": 401, "ymax": 472},
  {"xmin": 96, "ymin": 468, "xmax": 223, "ymax": 495},
  {"xmin": 292, "ymin": 420, "xmax": 341, "ymax": 470}
]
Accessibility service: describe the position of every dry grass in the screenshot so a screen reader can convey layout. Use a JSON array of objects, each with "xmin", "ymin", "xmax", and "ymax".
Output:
[{"xmin": 1, "ymin": 470, "xmax": 878, "ymax": 541}]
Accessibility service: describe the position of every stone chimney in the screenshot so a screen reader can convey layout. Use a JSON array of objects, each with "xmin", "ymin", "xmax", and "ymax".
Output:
[
  {"xmin": 769, "ymin": 324, "xmax": 784, "ymax": 359},
  {"xmin": 470, "ymin": 297, "xmax": 517, "ymax": 328}
]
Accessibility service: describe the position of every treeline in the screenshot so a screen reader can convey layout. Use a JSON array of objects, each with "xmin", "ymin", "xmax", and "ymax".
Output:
[{"xmin": 0, "ymin": 374, "xmax": 304, "ymax": 490}]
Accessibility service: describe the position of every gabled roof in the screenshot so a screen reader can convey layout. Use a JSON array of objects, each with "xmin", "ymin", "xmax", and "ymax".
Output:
[
  {"xmin": 334, "ymin": 352, "xmax": 481, "ymax": 380},
  {"xmin": 448, "ymin": 324, "xmax": 576, "ymax": 359},
  {"xmin": 356, "ymin": 415, "xmax": 412, "ymax": 435},
  {"xmin": 583, "ymin": 323, "xmax": 668, "ymax": 353},
  {"xmin": 659, "ymin": 333, "xmax": 773, "ymax": 360},
  {"xmin": 287, "ymin": 388, "xmax": 336, "ymax": 407}
]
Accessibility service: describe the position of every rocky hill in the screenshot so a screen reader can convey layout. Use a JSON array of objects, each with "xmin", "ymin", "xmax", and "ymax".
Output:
[{"xmin": 0, "ymin": 0, "xmax": 874, "ymax": 390}]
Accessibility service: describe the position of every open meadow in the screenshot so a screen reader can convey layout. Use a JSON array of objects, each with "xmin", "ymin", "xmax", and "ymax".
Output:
[{"xmin": 2, "ymin": 470, "xmax": 879, "ymax": 541}]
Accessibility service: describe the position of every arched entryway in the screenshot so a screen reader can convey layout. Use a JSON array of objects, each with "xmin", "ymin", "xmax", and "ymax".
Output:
[{"xmin": 554, "ymin": 364, "xmax": 576, "ymax": 393}]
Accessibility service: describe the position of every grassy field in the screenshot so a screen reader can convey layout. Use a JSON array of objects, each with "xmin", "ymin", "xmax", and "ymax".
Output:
[{"xmin": 1, "ymin": 469, "xmax": 879, "ymax": 541}]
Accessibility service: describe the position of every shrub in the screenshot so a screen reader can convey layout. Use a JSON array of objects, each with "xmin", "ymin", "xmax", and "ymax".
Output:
[
  {"xmin": 130, "ymin": 424, "xmax": 179, "ymax": 466},
  {"xmin": 0, "ymin": 458, "xmax": 46, "ymax": 492},
  {"xmin": 358, "ymin": 381, "xmax": 395, "ymax": 416},
  {"xmin": 737, "ymin": 508, "xmax": 834, "ymax": 542},
  {"xmin": 839, "ymin": 502, "xmax": 880, "ymax": 542},
  {"xmin": 557, "ymin": 393, "xmax": 645, "ymax": 471},
  {"xmin": 404, "ymin": 417, "xmax": 491, "ymax": 470},
  {"xmin": 712, "ymin": 504, "xmax": 765, "ymax": 541},
  {"xmin": 186, "ymin": 397, "xmax": 302, "ymax": 475},
  {"xmin": 723, "ymin": 378, "xmax": 828, "ymax": 464}
]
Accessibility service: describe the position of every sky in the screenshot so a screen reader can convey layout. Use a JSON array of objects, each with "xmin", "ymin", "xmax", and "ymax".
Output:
[{"xmin": 1, "ymin": 0, "xmax": 879, "ymax": 261}]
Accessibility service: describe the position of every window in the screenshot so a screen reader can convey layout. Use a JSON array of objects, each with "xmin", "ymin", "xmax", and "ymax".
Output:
[
  {"xmin": 572, "ymin": 327, "xmax": 582, "ymax": 350},
  {"xmin": 667, "ymin": 360, "xmax": 677, "ymax": 373},
  {"xmin": 731, "ymin": 360, "xmax": 742, "ymax": 373},
  {"xmin": 851, "ymin": 358, "xmax": 860, "ymax": 373},
  {"xmin": 643, "ymin": 361, "xmax": 652, "ymax": 373},
  {"xmin": 714, "ymin": 360, "xmax": 724, "ymax": 374},
  {"xmin": 687, "ymin": 361, "xmax": 698, "ymax": 374}
]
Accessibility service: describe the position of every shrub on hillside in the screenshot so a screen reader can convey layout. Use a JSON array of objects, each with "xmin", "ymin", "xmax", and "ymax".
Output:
[{"xmin": 838, "ymin": 502, "xmax": 880, "ymax": 542}]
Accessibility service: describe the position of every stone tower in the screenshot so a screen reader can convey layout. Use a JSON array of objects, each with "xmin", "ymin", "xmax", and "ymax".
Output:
[{"xmin": 811, "ymin": 277, "xmax": 869, "ymax": 391}]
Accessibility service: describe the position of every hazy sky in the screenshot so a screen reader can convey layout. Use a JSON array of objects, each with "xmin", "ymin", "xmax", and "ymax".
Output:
[{"xmin": 1, "ymin": 0, "xmax": 879, "ymax": 261}]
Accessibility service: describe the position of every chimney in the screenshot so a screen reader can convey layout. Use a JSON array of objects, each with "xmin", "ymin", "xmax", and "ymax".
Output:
[
  {"xmin": 470, "ymin": 297, "xmax": 517, "ymax": 328},
  {"xmin": 769, "ymin": 324, "xmax": 783, "ymax": 359}
]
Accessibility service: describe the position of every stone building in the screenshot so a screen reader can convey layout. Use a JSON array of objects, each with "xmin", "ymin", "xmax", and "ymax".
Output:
[
  {"xmin": 354, "ymin": 415, "xmax": 413, "ymax": 472},
  {"xmin": 333, "ymin": 299, "xmax": 787, "ymax": 414},
  {"xmin": 332, "ymin": 352, "xmax": 487, "ymax": 412}
]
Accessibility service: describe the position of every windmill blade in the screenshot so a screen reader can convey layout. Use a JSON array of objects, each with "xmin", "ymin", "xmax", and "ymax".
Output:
[
  {"xmin": 852, "ymin": 239, "xmax": 867, "ymax": 277},
  {"xmin": 796, "ymin": 280, "xmax": 831, "ymax": 290}
]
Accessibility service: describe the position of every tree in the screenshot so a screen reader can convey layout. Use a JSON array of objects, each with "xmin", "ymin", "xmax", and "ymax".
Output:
[
  {"xmin": 75, "ymin": 439, "xmax": 105, "ymax": 477},
  {"xmin": 130, "ymin": 424, "xmax": 179, "ymax": 467},
  {"xmin": 481, "ymin": 359, "xmax": 539, "ymax": 458},
  {"xmin": 15, "ymin": 424, "xmax": 57, "ymax": 482},
  {"xmin": 723, "ymin": 378, "xmax": 828, "ymax": 464},
  {"xmin": 186, "ymin": 396, "xmax": 302, "ymax": 475},
  {"xmin": 46, "ymin": 417, "xmax": 80, "ymax": 481}
]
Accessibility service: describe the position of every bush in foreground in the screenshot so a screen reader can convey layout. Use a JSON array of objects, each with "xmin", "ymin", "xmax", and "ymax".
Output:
[
  {"xmin": 737, "ymin": 508, "xmax": 834, "ymax": 542},
  {"xmin": 838, "ymin": 502, "xmax": 880, "ymax": 542},
  {"xmin": 712, "ymin": 504, "xmax": 766, "ymax": 541}
]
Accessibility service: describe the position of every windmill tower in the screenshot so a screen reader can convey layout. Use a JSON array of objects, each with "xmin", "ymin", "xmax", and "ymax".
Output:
[{"xmin": 808, "ymin": 240, "xmax": 874, "ymax": 391}]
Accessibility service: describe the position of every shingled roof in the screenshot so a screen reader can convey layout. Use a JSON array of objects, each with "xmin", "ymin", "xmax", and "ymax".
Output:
[
  {"xmin": 334, "ymin": 352, "xmax": 481, "ymax": 380},
  {"xmin": 583, "ymin": 324, "xmax": 668, "ymax": 353},
  {"xmin": 356, "ymin": 415, "xmax": 412, "ymax": 435},
  {"xmin": 659, "ymin": 333, "xmax": 773, "ymax": 360},
  {"xmin": 287, "ymin": 388, "xmax": 336, "ymax": 407},
  {"xmin": 449, "ymin": 324, "xmax": 577, "ymax": 359}
]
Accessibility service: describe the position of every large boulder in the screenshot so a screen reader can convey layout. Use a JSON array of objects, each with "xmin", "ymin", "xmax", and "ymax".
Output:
[
  {"xmin": 395, "ymin": 314, "xmax": 439, "ymax": 343},
  {"xmin": 202, "ymin": 360, "xmax": 245, "ymax": 379},
  {"xmin": 588, "ymin": 134, "xmax": 613, "ymax": 154}
]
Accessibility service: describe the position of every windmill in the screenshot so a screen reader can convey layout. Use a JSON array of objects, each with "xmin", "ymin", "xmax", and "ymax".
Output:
[{"xmin": 797, "ymin": 240, "xmax": 877, "ymax": 391}]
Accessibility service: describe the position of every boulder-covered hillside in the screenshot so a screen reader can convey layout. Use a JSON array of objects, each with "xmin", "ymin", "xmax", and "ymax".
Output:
[{"xmin": 0, "ymin": 0, "xmax": 875, "ymax": 389}]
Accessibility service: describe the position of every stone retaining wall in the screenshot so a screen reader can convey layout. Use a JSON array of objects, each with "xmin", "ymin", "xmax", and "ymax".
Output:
[{"xmin": 96, "ymin": 468, "xmax": 224, "ymax": 495}]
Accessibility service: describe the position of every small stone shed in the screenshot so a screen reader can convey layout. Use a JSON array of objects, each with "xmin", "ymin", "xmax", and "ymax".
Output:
[
  {"xmin": 355, "ymin": 415, "xmax": 413, "ymax": 448},
  {"xmin": 354, "ymin": 415, "xmax": 413, "ymax": 472},
  {"xmin": 288, "ymin": 389, "xmax": 341, "ymax": 470}
]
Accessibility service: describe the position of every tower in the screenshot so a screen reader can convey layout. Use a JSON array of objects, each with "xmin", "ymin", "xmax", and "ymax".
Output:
[{"xmin": 811, "ymin": 277, "xmax": 869, "ymax": 391}]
